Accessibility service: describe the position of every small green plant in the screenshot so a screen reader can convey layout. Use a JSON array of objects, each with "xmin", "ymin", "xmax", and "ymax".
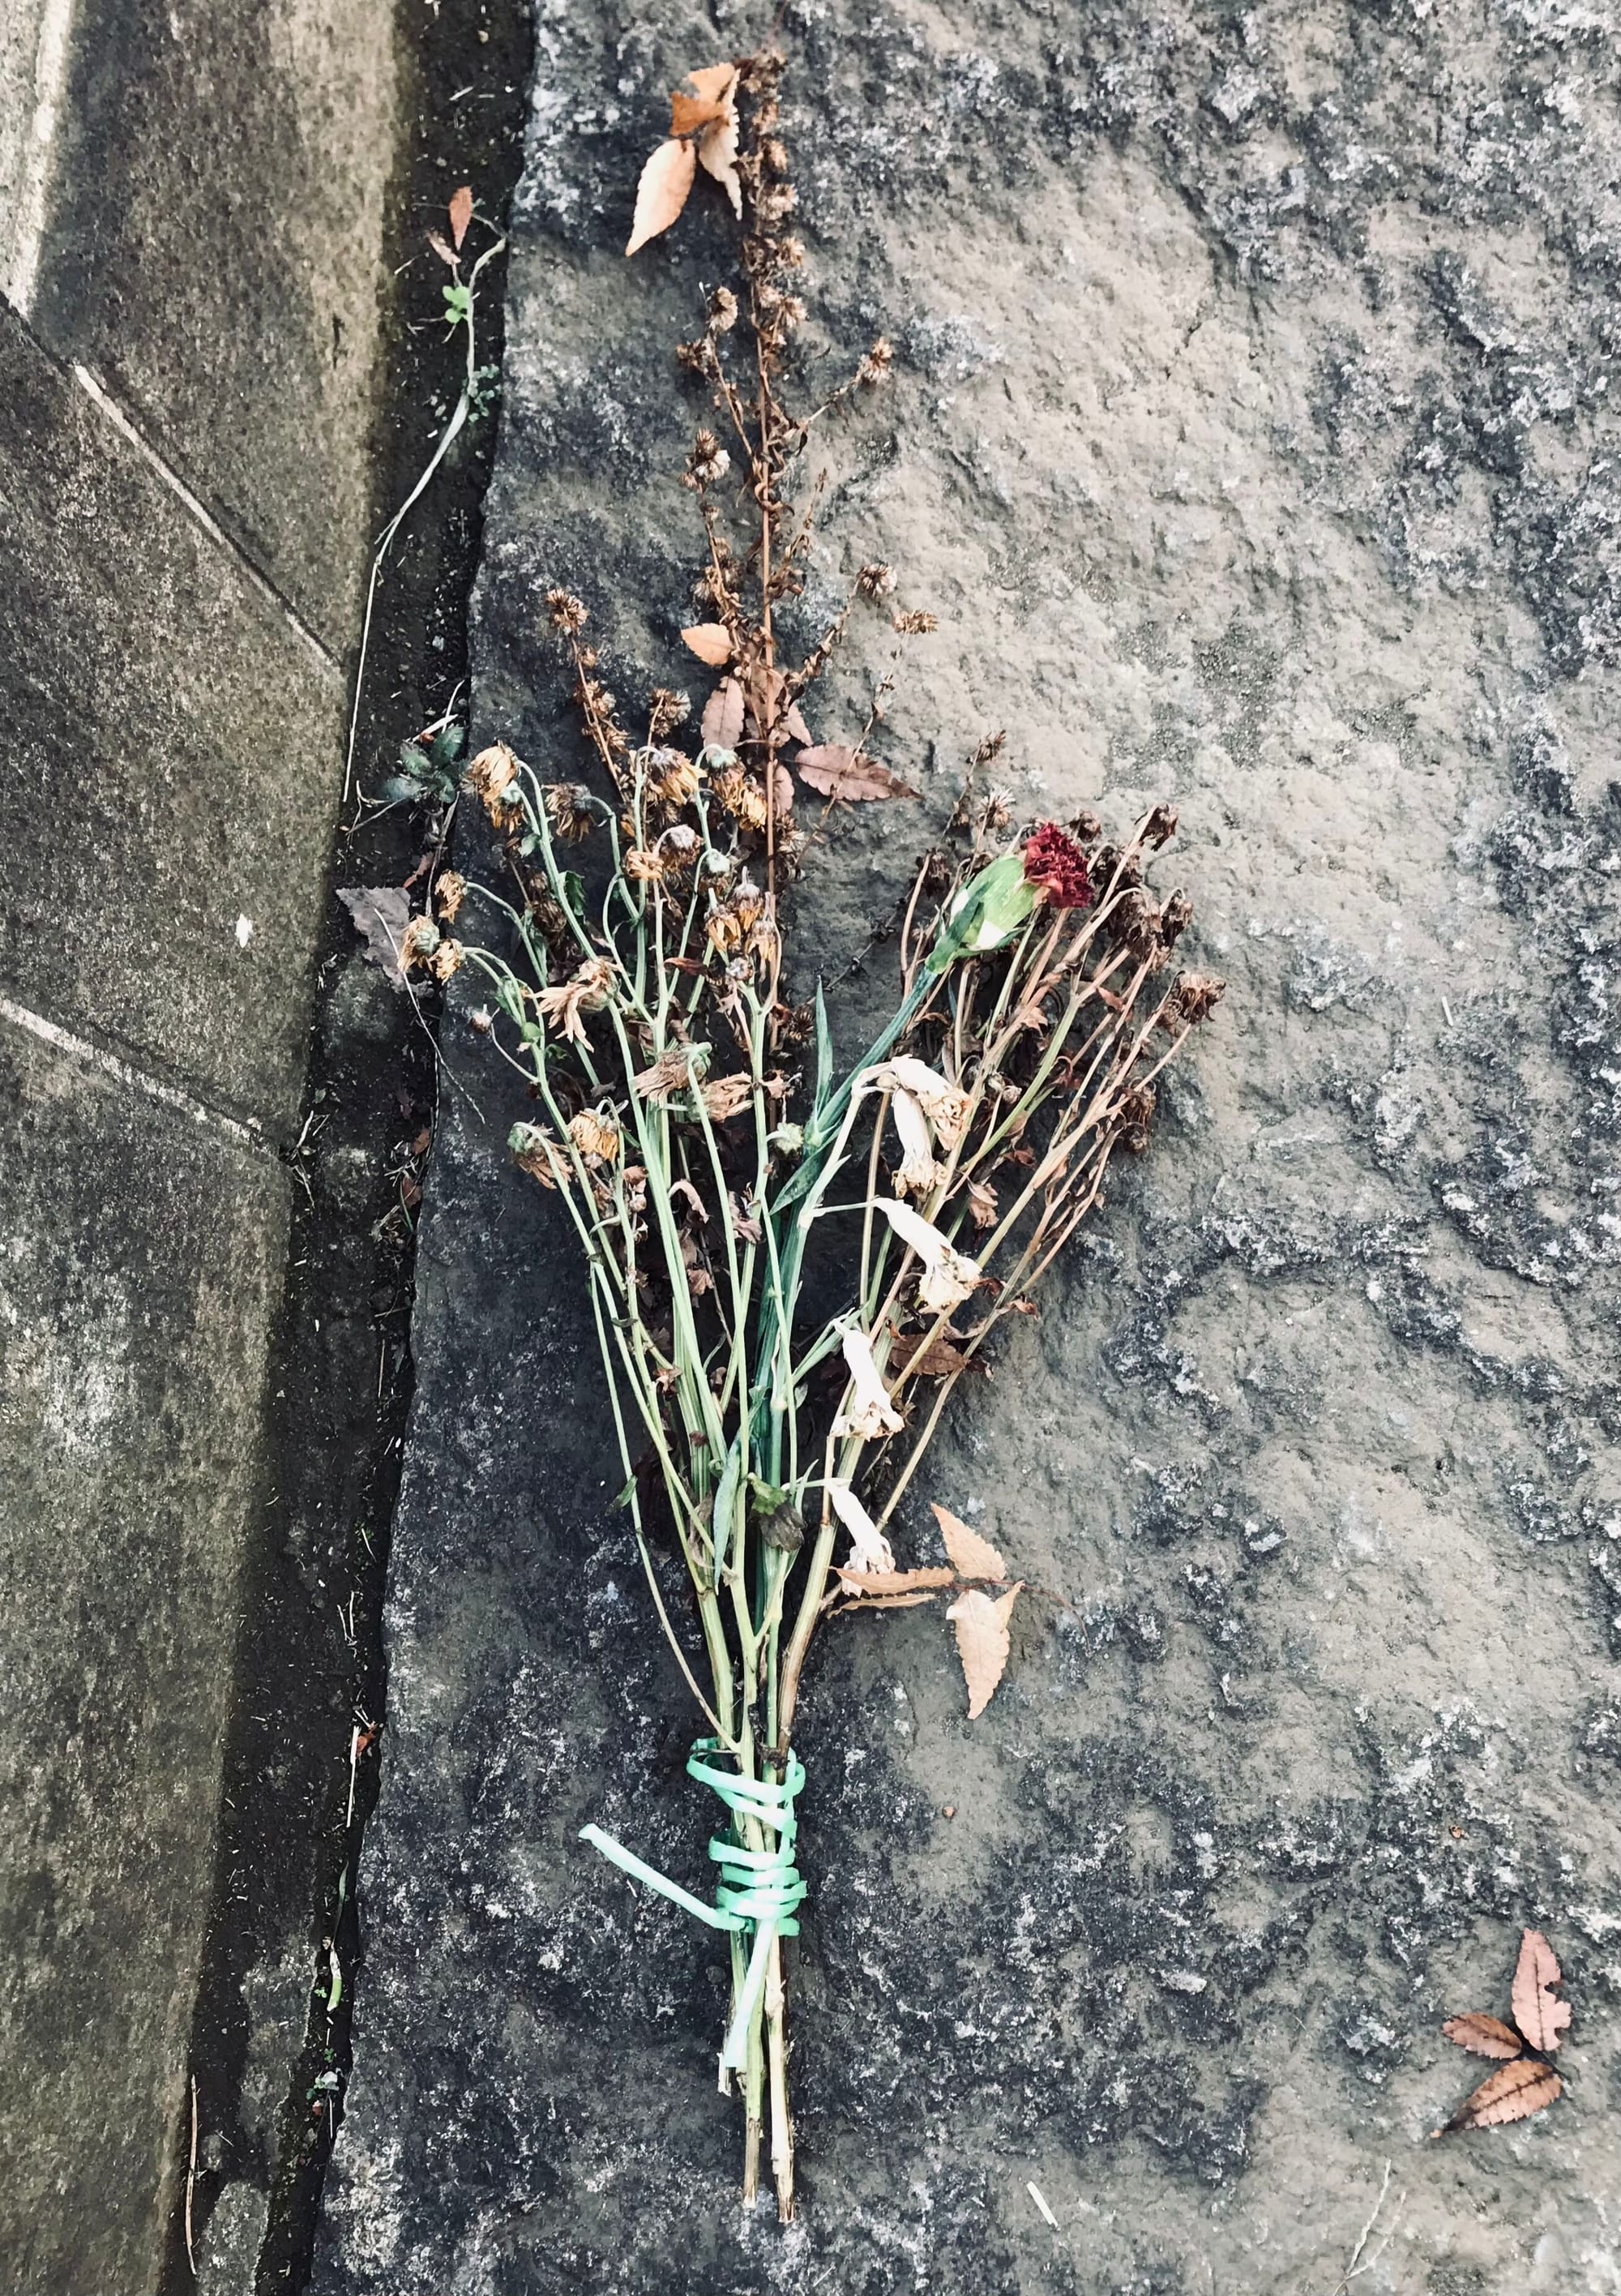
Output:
[{"xmin": 378, "ymin": 717, "xmax": 466, "ymax": 813}]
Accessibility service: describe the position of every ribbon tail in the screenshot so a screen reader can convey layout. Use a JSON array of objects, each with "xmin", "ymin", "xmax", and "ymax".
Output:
[{"xmin": 579, "ymin": 1823, "xmax": 740, "ymax": 1932}]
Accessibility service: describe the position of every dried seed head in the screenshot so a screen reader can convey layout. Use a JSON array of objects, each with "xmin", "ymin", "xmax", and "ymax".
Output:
[
  {"xmin": 434, "ymin": 870, "xmax": 467, "ymax": 922},
  {"xmin": 1113, "ymin": 886, "xmax": 1161, "ymax": 957},
  {"xmin": 760, "ymin": 135, "xmax": 789, "ymax": 175},
  {"xmin": 545, "ymin": 589, "xmax": 588, "ymax": 632},
  {"xmin": 1117, "ymin": 1081, "xmax": 1157, "ymax": 1152},
  {"xmin": 661, "ymin": 823, "xmax": 700, "ymax": 862},
  {"xmin": 1161, "ymin": 889, "xmax": 1193, "ymax": 946},
  {"xmin": 892, "ymin": 609, "xmax": 937, "ymax": 636},
  {"xmin": 648, "ymin": 687, "xmax": 691, "ymax": 740},
  {"xmin": 1144, "ymin": 803, "xmax": 1179, "ymax": 848},
  {"xmin": 428, "ymin": 937, "xmax": 465, "ymax": 982},
  {"xmin": 712, "ymin": 765, "xmax": 768, "ymax": 830},
  {"xmin": 708, "ymin": 285, "xmax": 738, "ymax": 332},
  {"xmin": 857, "ymin": 562, "xmax": 896, "ymax": 600},
  {"xmin": 545, "ymin": 782, "xmax": 597, "ymax": 841},
  {"xmin": 1068, "ymin": 807, "xmax": 1102, "ymax": 841},
  {"xmin": 858, "ymin": 336, "xmax": 894, "ymax": 386},
  {"xmin": 1173, "ymin": 971, "xmax": 1226, "ymax": 1025},
  {"xmin": 686, "ymin": 430, "xmax": 730, "ymax": 488}
]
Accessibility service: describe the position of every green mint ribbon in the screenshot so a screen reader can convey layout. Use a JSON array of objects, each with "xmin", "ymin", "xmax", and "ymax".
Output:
[{"xmin": 580, "ymin": 1739, "xmax": 807, "ymax": 2071}]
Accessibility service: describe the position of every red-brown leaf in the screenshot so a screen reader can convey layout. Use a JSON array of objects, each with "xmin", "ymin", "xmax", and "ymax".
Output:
[
  {"xmin": 681, "ymin": 623, "xmax": 733, "ymax": 666},
  {"xmin": 893, "ymin": 1332, "xmax": 980, "ymax": 1379},
  {"xmin": 701, "ymin": 679, "xmax": 745, "ymax": 750},
  {"xmin": 447, "ymin": 184, "xmax": 473, "ymax": 251},
  {"xmin": 627, "ymin": 137, "xmax": 696, "ymax": 256},
  {"xmin": 669, "ymin": 62, "xmax": 737, "ymax": 131},
  {"xmin": 1511, "ymin": 1929, "xmax": 1571, "ymax": 2054},
  {"xmin": 795, "ymin": 744, "xmax": 919, "ymax": 802},
  {"xmin": 1439, "ymin": 2056, "xmax": 1563, "ymax": 2135},
  {"xmin": 1442, "ymin": 2013, "xmax": 1523, "ymax": 2060}
]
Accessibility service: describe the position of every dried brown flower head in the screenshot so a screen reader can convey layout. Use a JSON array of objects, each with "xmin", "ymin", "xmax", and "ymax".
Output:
[
  {"xmin": 568, "ymin": 1108, "xmax": 622, "ymax": 1165},
  {"xmin": 1161, "ymin": 889, "xmax": 1193, "ymax": 946},
  {"xmin": 1117, "ymin": 1081, "xmax": 1157, "ymax": 1152},
  {"xmin": 1173, "ymin": 971, "xmax": 1226, "ymax": 1025},
  {"xmin": 625, "ymin": 846, "xmax": 667, "ymax": 882},
  {"xmin": 545, "ymin": 782, "xmax": 597, "ymax": 842},
  {"xmin": 535, "ymin": 953, "xmax": 614, "ymax": 1044},
  {"xmin": 858, "ymin": 336, "xmax": 893, "ymax": 385},
  {"xmin": 428, "ymin": 937, "xmax": 465, "ymax": 982},
  {"xmin": 648, "ymin": 688, "xmax": 691, "ymax": 740},
  {"xmin": 712, "ymin": 764, "xmax": 769, "ymax": 830},
  {"xmin": 1144, "ymin": 803, "xmax": 1179, "ymax": 848},
  {"xmin": 434, "ymin": 870, "xmax": 467, "ymax": 922},
  {"xmin": 654, "ymin": 752, "xmax": 703, "ymax": 807},
  {"xmin": 464, "ymin": 741, "xmax": 521, "ymax": 823},
  {"xmin": 892, "ymin": 609, "xmax": 937, "ymax": 636},
  {"xmin": 708, "ymin": 285, "xmax": 738, "ymax": 331},
  {"xmin": 856, "ymin": 562, "xmax": 895, "ymax": 600},
  {"xmin": 545, "ymin": 589, "xmax": 588, "ymax": 632},
  {"xmin": 1068, "ymin": 807, "xmax": 1102, "ymax": 841}
]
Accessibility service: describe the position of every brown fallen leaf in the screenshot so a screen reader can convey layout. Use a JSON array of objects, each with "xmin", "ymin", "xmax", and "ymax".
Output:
[
  {"xmin": 701, "ymin": 678, "xmax": 745, "ymax": 751},
  {"xmin": 337, "ymin": 885, "xmax": 413, "ymax": 991},
  {"xmin": 627, "ymin": 136, "xmax": 697, "ymax": 256},
  {"xmin": 426, "ymin": 229, "xmax": 458, "ymax": 268},
  {"xmin": 682, "ymin": 622, "xmax": 734, "ymax": 666},
  {"xmin": 746, "ymin": 666, "xmax": 812, "ymax": 749},
  {"xmin": 772, "ymin": 761, "xmax": 795, "ymax": 816},
  {"xmin": 840, "ymin": 1591, "xmax": 939, "ymax": 1613},
  {"xmin": 669, "ymin": 63, "xmax": 737, "ymax": 133},
  {"xmin": 966, "ymin": 1179, "xmax": 999, "ymax": 1230},
  {"xmin": 447, "ymin": 184, "xmax": 473, "ymax": 251},
  {"xmin": 945, "ymin": 1583, "xmax": 1022, "ymax": 1719},
  {"xmin": 796, "ymin": 744, "xmax": 919, "ymax": 802},
  {"xmin": 893, "ymin": 1332, "xmax": 977, "ymax": 1379},
  {"xmin": 1436, "ymin": 2055, "xmax": 1563, "ymax": 2135},
  {"xmin": 836, "ymin": 1566, "xmax": 956, "ymax": 1597},
  {"xmin": 697, "ymin": 102, "xmax": 742, "ymax": 217},
  {"xmin": 1442, "ymin": 2013, "xmax": 1523, "ymax": 2061},
  {"xmin": 1512, "ymin": 1929, "xmax": 1571, "ymax": 2056},
  {"xmin": 932, "ymin": 1502, "xmax": 1007, "ymax": 1582}
]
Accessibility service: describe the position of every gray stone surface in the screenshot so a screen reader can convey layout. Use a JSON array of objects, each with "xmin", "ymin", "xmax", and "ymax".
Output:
[
  {"xmin": 0, "ymin": 301, "xmax": 345, "ymax": 1136},
  {"xmin": 320, "ymin": 3, "xmax": 1621, "ymax": 2290},
  {"xmin": 0, "ymin": 1017, "xmax": 285, "ymax": 2292},
  {"xmin": 22, "ymin": 0, "xmax": 400, "ymax": 650}
]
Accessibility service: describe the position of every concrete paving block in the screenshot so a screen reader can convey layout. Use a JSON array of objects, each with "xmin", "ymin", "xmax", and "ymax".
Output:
[
  {"xmin": 19, "ymin": 0, "xmax": 400, "ymax": 651},
  {"xmin": 0, "ymin": 300, "xmax": 344, "ymax": 1136},
  {"xmin": 0, "ymin": 1015, "xmax": 287, "ymax": 2296}
]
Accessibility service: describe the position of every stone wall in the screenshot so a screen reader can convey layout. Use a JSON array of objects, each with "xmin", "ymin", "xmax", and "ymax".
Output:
[
  {"xmin": 318, "ymin": 2, "xmax": 1621, "ymax": 2292},
  {"xmin": 0, "ymin": 3, "xmax": 398, "ymax": 2287}
]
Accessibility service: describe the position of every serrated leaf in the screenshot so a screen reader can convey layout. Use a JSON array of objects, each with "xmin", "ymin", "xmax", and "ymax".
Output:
[
  {"xmin": 945, "ymin": 1583, "xmax": 1022, "ymax": 1718},
  {"xmin": 1439, "ymin": 2056, "xmax": 1563, "ymax": 2135},
  {"xmin": 835, "ymin": 1566, "xmax": 956, "ymax": 1596},
  {"xmin": 932, "ymin": 1502, "xmax": 1006, "ymax": 1581},
  {"xmin": 1511, "ymin": 1929, "xmax": 1571, "ymax": 2055},
  {"xmin": 796, "ymin": 743, "xmax": 919, "ymax": 802},
  {"xmin": 337, "ymin": 885, "xmax": 411, "ymax": 992},
  {"xmin": 627, "ymin": 136, "xmax": 696, "ymax": 256},
  {"xmin": 669, "ymin": 62, "xmax": 738, "ymax": 131},
  {"xmin": 1442, "ymin": 2013, "xmax": 1523, "ymax": 2060},
  {"xmin": 682, "ymin": 622, "xmax": 733, "ymax": 666},
  {"xmin": 702, "ymin": 679, "xmax": 745, "ymax": 749}
]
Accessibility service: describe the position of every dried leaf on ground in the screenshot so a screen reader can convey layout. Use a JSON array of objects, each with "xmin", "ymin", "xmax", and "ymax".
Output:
[
  {"xmin": 337, "ymin": 885, "xmax": 412, "ymax": 991},
  {"xmin": 682, "ymin": 622, "xmax": 734, "ymax": 666},
  {"xmin": 932, "ymin": 1501, "xmax": 1007, "ymax": 1581},
  {"xmin": 746, "ymin": 666, "xmax": 812, "ymax": 748},
  {"xmin": 945, "ymin": 1583, "xmax": 1021, "ymax": 1718},
  {"xmin": 893, "ymin": 1331, "xmax": 977, "ymax": 1379},
  {"xmin": 838, "ymin": 1590, "xmax": 939, "ymax": 1613},
  {"xmin": 702, "ymin": 678, "xmax": 745, "ymax": 750},
  {"xmin": 426, "ymin": 229, "xmax": 458, "ymax": 268},
  {"xmin": 447, "ymin": 184, "xmax": 473, "ymax": 251},
  {"xmin": 1438, "ymin": 2056, "xmax": 1563, "ymax": 2135},
  {"xmin": 1511, "ymin": 1930, "xmax": 1572, "ymax": 2055},
  {"xmin": 627, "ymin": 136, "xmax": 697, "ymax": 255},
  {"xmin": 1442, "ymin": 2013, "xmax": 1522, "ymax": 2060},
  {"xmin": 796, "ymin": 743, "xmax": 919, "ymax": 802},
  {"xmin": 835, "ymin": 1566, "xmax": 956, "ymax": 1596}
]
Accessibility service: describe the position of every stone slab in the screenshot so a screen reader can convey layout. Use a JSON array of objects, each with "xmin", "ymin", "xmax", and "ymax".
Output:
[
  {"xmin": 319, "ymin": 3, "xmax": 1621, "ymax": 2290},
  {"xmin": 0, "ymin": 1016, "xmax": 286, "ymax": 2295},
  {"xmin": 0, "ymin": 300, "xmax": 344, "ymax": 1136},
  {"xmin": 19, "ymin": 0, "xmax": 400, "ymax": 651}
]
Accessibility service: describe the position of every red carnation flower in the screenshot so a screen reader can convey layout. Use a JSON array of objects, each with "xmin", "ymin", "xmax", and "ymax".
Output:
[{"xmin": 1021, "ymin": 822, "xmax": 1093, "ymax": 910}]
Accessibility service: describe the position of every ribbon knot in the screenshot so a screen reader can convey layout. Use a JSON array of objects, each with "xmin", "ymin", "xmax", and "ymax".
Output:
[{"xmin": 580, "ymin": 1738, "xmax": 806, "ymax": 2071}]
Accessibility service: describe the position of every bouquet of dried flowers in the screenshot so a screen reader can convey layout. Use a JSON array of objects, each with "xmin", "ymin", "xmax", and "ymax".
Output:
[{"xmin": 420, "ymin": 54, "xmax": 1224, "ymax": 2218}]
